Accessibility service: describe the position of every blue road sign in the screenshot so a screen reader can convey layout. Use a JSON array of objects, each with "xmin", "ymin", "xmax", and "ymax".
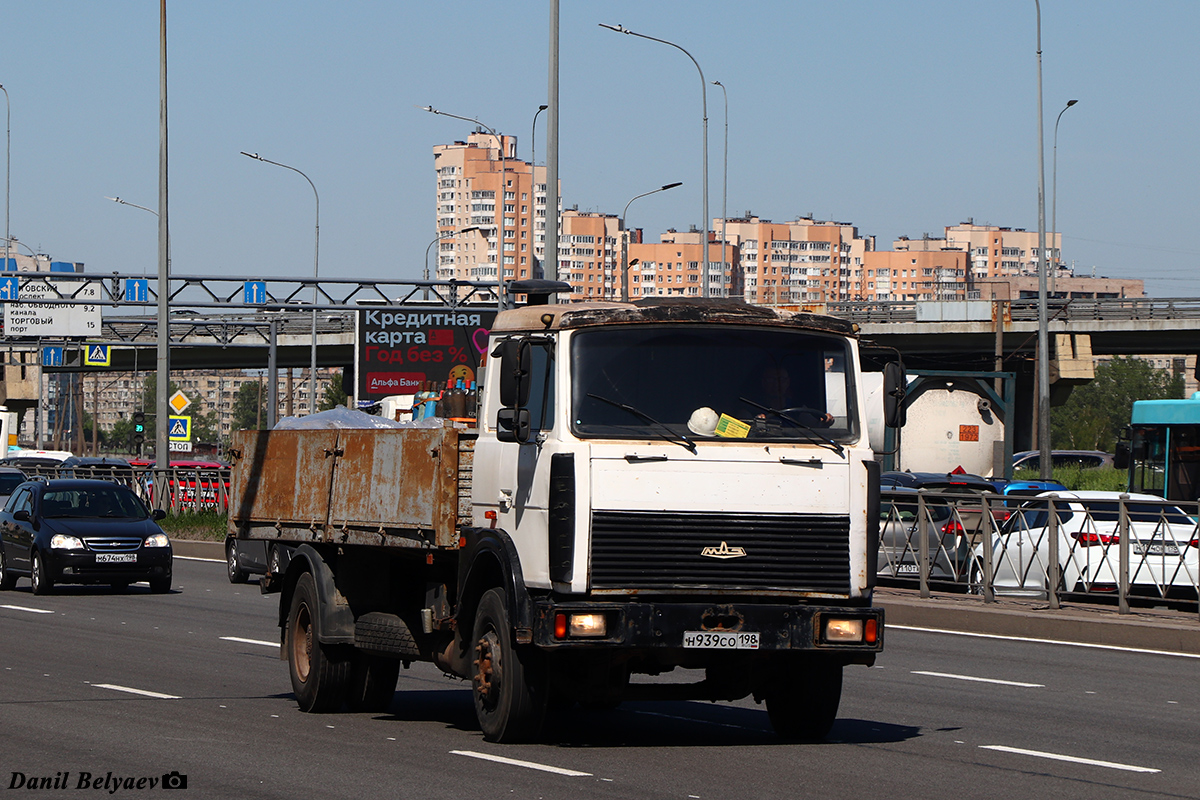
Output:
[
  {"xmin": 125, "ymin": 278, "xmax": 149, "ymax": 303},
  {"xmin": 0, "ymin": 276, "xmax": 17, "ymax": 301},
  {"xmin": 243, "ymin": 281, "xmax": 267, "ymax": 304},
  {"xmin": 84, "ymin": 344, "xmax": 111, "ymax": 367},
  {"xmin": 168, "ymin": 415, "xmax": 191, "ymax": 441},
  {"xmin": 42, "ymin": 346, "xmax": 63, "ymax": 367}
]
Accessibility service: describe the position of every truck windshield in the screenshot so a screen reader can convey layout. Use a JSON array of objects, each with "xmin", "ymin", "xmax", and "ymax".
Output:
[{"xmin": 570, "ymin": 325, "xmax": 857, "ymax": 444}]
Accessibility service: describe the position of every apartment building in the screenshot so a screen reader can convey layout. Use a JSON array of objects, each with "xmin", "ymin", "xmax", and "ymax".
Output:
[
  {"xmin": 431, "ymin": 132, "xmax": 560, "ymax": 287},
  {"xmin": 557, "ymin": 210, "xmax": 620, "ymax": 300},
  {"xmin": 715, "ymin": 215, "xmax": 874, "ymax": 303},
  {"xmin": 895, "ymin": 221, "xmax": 1064, "ymax": 282},
  {"xmin": 861, "ymin": 249, "xmax": 974, "ymax": 301}
]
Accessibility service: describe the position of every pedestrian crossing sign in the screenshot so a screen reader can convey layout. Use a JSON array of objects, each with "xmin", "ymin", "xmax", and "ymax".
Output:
[
  {"xmin": 84, "ymin": 343, "xmax": 111, "ymax": 367},
  {"xmin": 168, "ymin": 415, "xmax": 192, "ymax": 441}
]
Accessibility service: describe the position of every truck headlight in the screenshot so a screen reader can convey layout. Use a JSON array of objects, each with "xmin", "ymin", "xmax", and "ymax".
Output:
[
  {"xmin": 824, "ymin": 618, "xmax": 864, "ymax": 643},
  {"xmin": 553, "ymin": 612, "xmax": 608, "ymax": 639}
]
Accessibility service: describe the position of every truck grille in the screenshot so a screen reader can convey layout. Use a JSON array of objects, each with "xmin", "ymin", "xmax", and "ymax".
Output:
[{"xmin": 590, "ymin": 510, "xmax": 850, "ymax": 593}]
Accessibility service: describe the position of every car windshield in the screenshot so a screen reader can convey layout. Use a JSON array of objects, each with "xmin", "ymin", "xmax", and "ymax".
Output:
[
  {"xmin": 570, "ymin": 324, "xmax": 857, "ymax": 444},
  {"xmin": 41, "ymin": 487, "xmax": 149, "ymax": 519}
]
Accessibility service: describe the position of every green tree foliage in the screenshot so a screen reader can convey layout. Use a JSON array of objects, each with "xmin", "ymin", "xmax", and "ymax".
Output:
[
  {"xmin": 231, "ymin": 379, "xmax": 267, "ymax": 432},
  {"xmin": 1051, "ymin": 357, "xmax": 1184, "ymax": 452},
  {"xmin": 317, "ymin": 372, "xmax": 348, "ymax": 412}
]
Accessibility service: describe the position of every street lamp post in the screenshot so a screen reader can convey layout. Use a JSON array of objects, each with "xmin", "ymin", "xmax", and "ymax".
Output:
[
  {"xmin": 106, "ymin": 196, "xmax": 170, "ymax": 274},
  {"xmin": 1, "ymin": 85, "xmax": 9, "ymax": 275},
  {"xmin": 531, "ymin": 104, "xmax": 547, "ymax": 278},
  {"xmin": 240, "ymin": 151, "xmax": 320, "ymax": 416},
  {"xmin": 620, "ymin": 182, "xmax": 683, "ymax": 302},
  {"xmin": 712, "ymin": 80, "xmax": 728, "ymax": 299},
  {"xmin": 1034, "ymin": 0, "xmax": 1051, "ymax": 481},
  {"xmin": 424, "ymin": 226, "xmax": 480, "ymax": 300},
  {"xmin": 601, "ymin": 24, "xmax": 710, "ymax": 297},
  {"xmin": 422, "ymin": 106, "xmax": 507, "ymax": 308},
  {"xmin": 1051, "ymin": 99, "xmax": 1079, "ymax": 291}
]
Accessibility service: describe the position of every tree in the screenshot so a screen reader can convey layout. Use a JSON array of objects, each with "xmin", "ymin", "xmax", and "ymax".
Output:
[
  {"xmin": 231, "ymin": 379, "xmax": 267, "ymax": 432},
  {"xmin": 317, "ymin": 372, "xmax": 347, "ymax": 412},
  {"xmin": 1051, "ymin": 357, "xmax": 1185, "ymax": 452}
]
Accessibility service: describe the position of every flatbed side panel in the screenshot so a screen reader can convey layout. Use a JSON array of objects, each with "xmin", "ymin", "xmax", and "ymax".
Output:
[
  {"xmin": 229, "ymin": 429, "xmax": 338, "ymax": 529},
  {"xmin": 327, "ymin": 428, "xmax": 461, "ymax": 547}
]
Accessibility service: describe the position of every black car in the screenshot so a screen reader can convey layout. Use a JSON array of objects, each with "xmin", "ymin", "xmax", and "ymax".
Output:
[
  {"xmin": 0, "ymin": 479, "xmax": 173, "ymax": 594},
  {"xmin": 225, "ymin": 536, "xmax": 292, "ymax": 584}
]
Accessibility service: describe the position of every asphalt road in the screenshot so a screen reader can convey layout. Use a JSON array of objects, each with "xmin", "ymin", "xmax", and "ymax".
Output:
[{"xmin": 1, "ymin": 556, "xmax": 1197, "ymax": 800}]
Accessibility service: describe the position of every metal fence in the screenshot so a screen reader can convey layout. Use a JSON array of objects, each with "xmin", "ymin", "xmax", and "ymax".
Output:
[
  {"xmin": 878, "ymin": 489, "xmax": 1200, "ymax": 617},
  {"xmin": 13, "ymin": 465, "xmax": 231, "ymax": 515}
]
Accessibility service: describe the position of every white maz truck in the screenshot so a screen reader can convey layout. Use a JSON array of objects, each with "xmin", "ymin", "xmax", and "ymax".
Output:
[{"xmin": 228, "ymin": 295, "xmax": 905, "ymax": 742}]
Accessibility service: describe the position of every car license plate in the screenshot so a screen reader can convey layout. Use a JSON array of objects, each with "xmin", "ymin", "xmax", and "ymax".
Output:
[
  {"xmin": 1133, "ymin": 542, "xmax": 1180, "ymax": 556},
  {"xmin": 682, "ymin": 631, "xmax": 759, "ymax": 649},
  {"xmin": 895, "ymin": 563, "xmax": 921, "ymax": 574},
  {"xmin": 95, "ymin": 553, "xmax": 137, "ymax": 564}
]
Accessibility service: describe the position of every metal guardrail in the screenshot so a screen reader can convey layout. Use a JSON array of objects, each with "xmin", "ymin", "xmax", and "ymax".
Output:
[
  {"xmin": 830, "ymin": 296, "xmax": 1200, "ymax": 324},
  {"xmin": 878, "ymin": 489, "xmax": 1200, "ymax": 618},
  {"xmin": 15, "ymin": 465, "xmax": 231, "ymax": 515}
]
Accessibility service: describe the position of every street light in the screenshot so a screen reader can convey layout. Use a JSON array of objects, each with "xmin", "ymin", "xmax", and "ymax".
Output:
[
  {"xmin": 712, "ymin": 80, "xmax": 729, "ymax": 299},
  {"xmin": 1051, "ymin": 99, "xmax": 1079, "ymax": 290},
  {"xmin": 620, "ymin": 182, "xmax": 682, "ymax": 301},
  {"xmin": 1, "ymin": 85, "xmax": 9, "ymax": 275},
  {"xmin": 421, "ymin": 106, "xmax": 508, "ymax": 307},
  {"xmin": 424, "ymin": 226, "xmax": 480, "ymax": 299},
  {"xmin": 240, "ymin": 151, "xmax": 320, "ymax": 415},
  {"xmin": 600, "ymin": 23, "xmax": 710, "ymax": 297},
  {"xmin": 1034, "ymin": 0, "xmax": 1051, "ymax": 481},
  {"xmin": 531, "ymin": 104, "xmax": 548, "ymax": 278},
  {"xmin": 106, "ymin": 196, "xmax": 170, "ymax": 274}
]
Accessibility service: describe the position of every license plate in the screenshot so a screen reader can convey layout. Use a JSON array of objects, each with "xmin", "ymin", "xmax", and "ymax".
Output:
[
  {"xmin": 682, "ymin": 631, "xmax": 759, "ymax": 649},
  {"xmin": 1133, "ymin": 542, "xmax": 1180, "ymax": 556},
  {"xmin": 95, "ymin": 553, "xmax": 137, "ymax": 564},
  {"xmin": 895, "ymin": 563, "xmax": 921, "ymax": 574}
]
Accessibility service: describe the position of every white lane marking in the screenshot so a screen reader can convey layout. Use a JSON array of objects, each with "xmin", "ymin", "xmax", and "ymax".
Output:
[
  {"xmin": 912, "ymin": 670, "xmax": 1044, "ymax": 688},
  {"xmin": 980, "ymin": 745, "xmax": 1160, "ymax": 774},
  {"xmin": 93, "ymin": 683, "xmax": 181, "ymax": 700},
  {"xmin": 450, "ymin": 750, "xmax": 592, "ymax": 777},
  {"xmin": 891, "ymin": 625, "xmax": 1200, "ymax": 659},
  {"xmin": 220, "ymin": 636, "xmax": 277, "ymax": 648},
  {"xmin": 173, "ymin": 555, "xmax": 224, "ymax": 563},
  {"xmin": 1, "ymin": 604, "xmax": 53, "ymax": 614}
]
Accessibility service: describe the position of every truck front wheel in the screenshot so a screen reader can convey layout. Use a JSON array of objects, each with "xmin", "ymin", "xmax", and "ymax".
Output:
[
  {"xmin": 764, "ymin": 659, "xmax": 843, "ymax": 741},
  {"xmin": 287, "ymin": 571, "xmax": 351, "ymax": 712},
  {"xmin": 471, "ymin": 588, "xmax": 548, "ymax": 743}
]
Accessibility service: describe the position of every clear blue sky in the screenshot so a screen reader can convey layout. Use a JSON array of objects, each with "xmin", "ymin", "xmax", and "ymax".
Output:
[{"xmin": 1, "ymin": 1, "xmax": 1196, "ymax": 296}]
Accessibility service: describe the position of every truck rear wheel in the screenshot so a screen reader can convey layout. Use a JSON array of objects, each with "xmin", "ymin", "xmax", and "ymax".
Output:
[
  {"xmin": 471, "ymin": 588, "xmax": 548, "ymax": 743},
  {"xmin": 765, "ymin": 659, "xmax": 842, "ymax": 741},
  {"xmin": 288, "ymin": 571, "xmax": 350, "ymax": 712},
  {"xmin": 347, "ymin": 653, "xmax": 399, "ymax": 713}
]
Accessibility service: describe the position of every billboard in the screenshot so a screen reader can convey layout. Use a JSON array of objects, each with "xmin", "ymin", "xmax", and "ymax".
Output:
[{"xmin": 355, "ymin": 306, "xmax": 496, "ymax": 407}]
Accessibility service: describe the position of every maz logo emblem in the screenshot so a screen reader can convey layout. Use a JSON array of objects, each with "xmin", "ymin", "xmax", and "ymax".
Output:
[{"xmin": 700, "ymin": 541, "xmax": 748, "ymax": 559}]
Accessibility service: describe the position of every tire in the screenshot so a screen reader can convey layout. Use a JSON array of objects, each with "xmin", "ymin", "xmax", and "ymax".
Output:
[
  {"xmin": 471, "ymin": 587, "xmax": 548, "ymax": 743},
  {"xmin": 268, "ymin": 545, "xmax": 283, "ymax": 576},
  {"xmin": 347, "ymin": 653, "xmax": 400, "ymax": 713},
  {"xmin": 287, "ymin": 571, "xmax": 351, "ymax": 713},
  {"xmin": 765, "ymin": 659, "xmax": 842, "ymax": 742},
  {"xmin": 30, "ymin": 551, "xmax": 53, "ymax": 596},
  {"xmin": 0, "ymin": 547, "xmax": 16, "ymax": 591},
  {"xmin": 226, "ymin": 540, "xmax": 249, "ymax": 584},
  {"xmin": 149, "ymin": 573, "xmax": 172, "ymax": 594},
  {"xmin": 968, "ymin": 560, "xmax": 986, "ymax": 596}
]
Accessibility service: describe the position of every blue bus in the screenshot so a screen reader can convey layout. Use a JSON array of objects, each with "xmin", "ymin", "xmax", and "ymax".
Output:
[{"xmin": 1119, "ymin": 392, "xmax": 1200, "ymax": 502}]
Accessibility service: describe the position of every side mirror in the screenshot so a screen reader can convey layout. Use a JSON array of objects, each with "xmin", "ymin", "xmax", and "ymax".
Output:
[
  {"xmin": 12, "ymin": 509, "xmax": 30, "ymax": 522},
  {"xmin": 497, "ymin": 339, "xmax": 532, "ymax": 409},
  {"xmin": 883, "ymin": 361, "xmax": 907, "ymax": 428},
  {"xmin": 496, "ymin": 408, "xmax": 531, "ymax": 444},
  {"xmin": 153, "ymin": 509, "xmax": 167, "ymax": 521}
]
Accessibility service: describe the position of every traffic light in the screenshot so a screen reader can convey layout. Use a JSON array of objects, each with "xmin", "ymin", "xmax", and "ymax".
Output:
[{"xmin": 133, "ymin": 411, "xmax": 145, "ymax": 445}]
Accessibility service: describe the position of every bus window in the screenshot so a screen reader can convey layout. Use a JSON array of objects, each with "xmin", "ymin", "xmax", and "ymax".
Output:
[
  {"xmin": 1168, "ymin": 426, "xmax": 1200, "ymax": 504},
  {"xmin": 1130, "ymin": 426, "xmax": 1166, "ymax": 497}
]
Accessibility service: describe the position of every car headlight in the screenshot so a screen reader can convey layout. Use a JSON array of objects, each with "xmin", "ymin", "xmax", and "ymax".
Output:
[
  {"xmin": 50, "ymin": 534, "xmax": 85, "ymax": 550},
  {"xmin": 143, "ymin": 533, "xmax": 170, "ymax": 548}
]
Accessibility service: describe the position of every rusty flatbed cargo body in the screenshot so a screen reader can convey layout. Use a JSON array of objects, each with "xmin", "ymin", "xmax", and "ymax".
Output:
[{"xmin": 228, "ymin": 427, "xmax": 473, "ymax": 550}]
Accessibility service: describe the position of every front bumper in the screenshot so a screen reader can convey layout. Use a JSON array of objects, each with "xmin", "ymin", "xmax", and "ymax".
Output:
[
  {"xmin": 531, "ymin": 599, "xmax": 883, "ymax": 655},
  {"xmin": 48, "ymin": 549, "xmax": 173, "ymax": 585}
]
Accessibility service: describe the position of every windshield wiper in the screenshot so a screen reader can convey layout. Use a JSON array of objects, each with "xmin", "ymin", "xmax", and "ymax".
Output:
[
  {"xmin": 738, "ymin": 397, "xmax": 845, "ymax": 457},
  {"xmin": 586, "ymin": 393, "xmax": 697, "ymax": 454}
]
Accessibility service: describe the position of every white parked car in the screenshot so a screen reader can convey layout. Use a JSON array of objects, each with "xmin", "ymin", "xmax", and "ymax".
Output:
[{"xmin": 971, "ymin": 491, "xmax": 1199, "ymax": 599}]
